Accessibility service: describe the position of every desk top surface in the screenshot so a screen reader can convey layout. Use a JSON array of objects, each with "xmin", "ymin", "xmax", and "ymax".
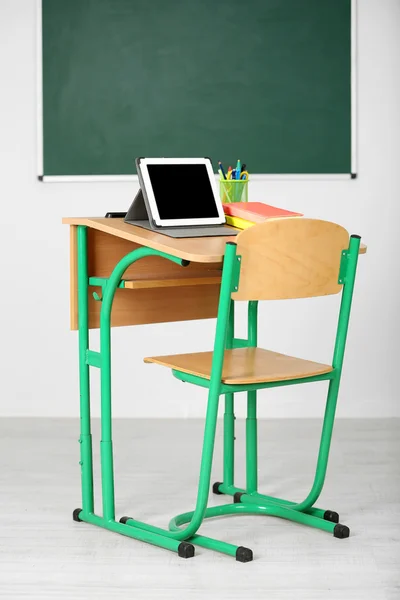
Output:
[{"xmin": 63, "ymin": 217, "xmax": 367, "ymax": 263}]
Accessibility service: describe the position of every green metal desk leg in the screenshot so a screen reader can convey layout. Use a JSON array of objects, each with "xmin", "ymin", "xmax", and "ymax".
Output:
[
  {"xmin": 76, "ymin": 225, "xmax": 94, "ymax": 519},
  {"xmin": 223, "ymin": 393, "xmax": 235, "ymax": 489},
  {"xmin": 75, "ymin": 245, "xmax": 198, "ymax": 557},
  {"xmin": 246, "ymin": 390, "xmax": 258, "ymax": 494}
]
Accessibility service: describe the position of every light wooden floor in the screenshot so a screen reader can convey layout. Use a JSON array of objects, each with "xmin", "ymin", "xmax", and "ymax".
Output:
[{"xmin": 0, "ymin": 418, "xmax": 399, "ymax": 600}]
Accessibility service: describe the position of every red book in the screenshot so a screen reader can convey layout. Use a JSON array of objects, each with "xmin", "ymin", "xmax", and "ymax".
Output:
[{"xmin": 223, "ymin": 202, "xmax": 303, "ymax": 224}]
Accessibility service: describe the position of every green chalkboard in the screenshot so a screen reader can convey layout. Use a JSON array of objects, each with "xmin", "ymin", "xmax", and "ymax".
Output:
[{"xmin": 41, "ymin": 0, "xmax": 352, "ymax": 176}]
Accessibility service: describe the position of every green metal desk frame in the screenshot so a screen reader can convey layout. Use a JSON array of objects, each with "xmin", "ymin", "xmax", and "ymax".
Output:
[{"xmin": 73, "ymin": 225, "xmax": 360, "ymax": 562}]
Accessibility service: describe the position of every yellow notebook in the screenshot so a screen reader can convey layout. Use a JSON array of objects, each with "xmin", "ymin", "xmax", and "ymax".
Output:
[
  {"xmin": 225, "ymin": 215, "xmax": 254, "ymax": 230},
  {"xmin": 226, "ymin": 213, "xmax": 303, "ymax": 230}
]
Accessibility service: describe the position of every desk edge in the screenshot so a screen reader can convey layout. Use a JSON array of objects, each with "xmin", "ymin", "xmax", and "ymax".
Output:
[{"xmin": 62, "ymin": 217, "xmax": 367, "ymax": 259}]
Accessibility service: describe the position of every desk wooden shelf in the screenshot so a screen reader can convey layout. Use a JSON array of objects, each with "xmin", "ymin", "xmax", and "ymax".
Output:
[{"xmin": 122, "ymin": 270, "xmax": 222, "ymax": 290}]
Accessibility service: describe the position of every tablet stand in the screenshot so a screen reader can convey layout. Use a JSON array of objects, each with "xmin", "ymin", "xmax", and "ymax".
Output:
[{"xmin": 124, "ymin": 188, "xmax": 149, "ymax": 223}]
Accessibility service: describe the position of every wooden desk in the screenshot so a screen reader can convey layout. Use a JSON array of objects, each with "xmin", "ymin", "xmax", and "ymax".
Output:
[{"xmin": 63, "ymin": 217, "xmax": 366, "ymax": 330}]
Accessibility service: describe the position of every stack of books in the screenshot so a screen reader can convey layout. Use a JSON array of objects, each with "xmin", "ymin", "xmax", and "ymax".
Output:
[{"xmin": 223, "ymin": 202, "xmax": 303, "ymax": 229}]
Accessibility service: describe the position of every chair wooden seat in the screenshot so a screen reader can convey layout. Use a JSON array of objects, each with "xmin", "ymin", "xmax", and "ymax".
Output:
[{"xmin": 144, "ymin": 347, "xmax": 333, "ymax": 385}]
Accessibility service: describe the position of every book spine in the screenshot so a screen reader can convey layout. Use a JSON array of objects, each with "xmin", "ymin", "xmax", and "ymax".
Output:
[{"xmin": 225, "ymin": 215, "xmax": 254, "ymax": 230}]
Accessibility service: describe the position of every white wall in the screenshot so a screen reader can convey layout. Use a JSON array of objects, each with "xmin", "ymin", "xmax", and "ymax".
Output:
[{"xmin": 0, "ymin": 0, "xmax": 399, "ymax": 419}]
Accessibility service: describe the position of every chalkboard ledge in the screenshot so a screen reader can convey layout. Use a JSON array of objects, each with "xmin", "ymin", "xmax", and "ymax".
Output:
[{"xmin": 38, "ymin": 174, "xmax": 356, "ymax": 183}]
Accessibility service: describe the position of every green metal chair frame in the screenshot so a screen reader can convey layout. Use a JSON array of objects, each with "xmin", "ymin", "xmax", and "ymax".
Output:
[{"xmin": 73, "ymin": 222, "xmax": 361, "ymax": 562}]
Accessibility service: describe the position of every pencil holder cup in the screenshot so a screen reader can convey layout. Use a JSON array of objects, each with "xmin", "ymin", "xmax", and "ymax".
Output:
[{"xmin": 219, "ymin": 178, "xmax": 249, "ymax": 203}]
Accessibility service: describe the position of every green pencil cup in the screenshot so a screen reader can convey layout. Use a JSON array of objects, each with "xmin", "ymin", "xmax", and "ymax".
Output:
[{"xmin": 219, "ymin": 178, "xmax": 249, "ymax": 204}]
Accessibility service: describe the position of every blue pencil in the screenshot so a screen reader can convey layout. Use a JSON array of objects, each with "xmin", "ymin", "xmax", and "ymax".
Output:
[{"xmin": 218, "ymin": 161, "xmax": 227, "ymax": 180}]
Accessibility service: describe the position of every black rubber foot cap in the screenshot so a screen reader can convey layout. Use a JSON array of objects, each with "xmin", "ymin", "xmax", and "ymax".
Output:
[
  {"xmin": 333, "ymin": 523, "xmax": 350, "ymax": 539},
  {"xmin": 234, "ymin": 492, "xmax": 244, "ymax": 504},
  {"xmin": 178, "ymin": 542, "xmax": 195, "ymax": 558},
  {"xmin": 212, "ymin": 482, "xmax": 223, "ymax": 495},
  {"xmin": 236, "ymin": 546, "xmax": 253, "ymax": 563},
  {"xmin": 119, "ymin": 516, "xmax": 132, "ymax": 524},
  {"xmin": 73, "ymin": 508, "xmax": 82, "ymax": 522},
  {"xmin": 324, "ymin": 510, "xmax": 339, "ymax": 524}
]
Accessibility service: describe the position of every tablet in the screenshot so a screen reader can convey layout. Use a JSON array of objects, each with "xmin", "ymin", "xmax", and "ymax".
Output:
[{"xmin": 136, "ymin": 157, "xmax": 226, "ymax": 228}]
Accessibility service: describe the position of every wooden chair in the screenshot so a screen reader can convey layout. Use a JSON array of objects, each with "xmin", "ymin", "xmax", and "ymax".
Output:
[{"xmin": 127, "ymin": 218, "xmax": 361, "ymax": 562}]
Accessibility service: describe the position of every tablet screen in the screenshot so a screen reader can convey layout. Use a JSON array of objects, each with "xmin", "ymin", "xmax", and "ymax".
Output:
[{"xmin": 147, "ymin": 164, "xmax": 219, "ymax": 220}]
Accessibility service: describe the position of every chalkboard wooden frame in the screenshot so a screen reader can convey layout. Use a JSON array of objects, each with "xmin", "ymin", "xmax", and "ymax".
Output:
[{"xmin": 37, "ymin": 0, "xmax": 357, "ymax": 182}]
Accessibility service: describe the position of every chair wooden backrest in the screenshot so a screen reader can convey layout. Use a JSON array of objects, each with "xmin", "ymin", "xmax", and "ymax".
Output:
[{"xmin": 232, "ymin": 218, "xmax": 349, "ymax": 301}]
